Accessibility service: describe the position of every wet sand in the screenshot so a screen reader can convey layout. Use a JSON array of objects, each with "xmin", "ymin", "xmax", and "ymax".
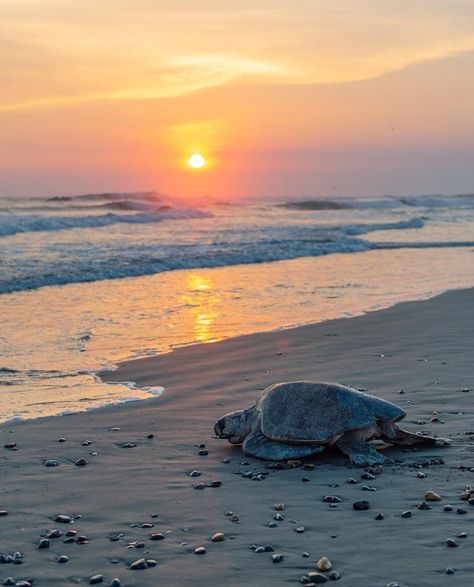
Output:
[{"xmin": 1, "ymin": 288, "xmax": 473, "ymax": 586}]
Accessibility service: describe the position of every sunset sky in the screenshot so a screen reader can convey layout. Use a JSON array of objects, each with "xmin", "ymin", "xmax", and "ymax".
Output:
[{"xmin": 2, "ymin": 0, "xmax": 474, "ymax": 199}]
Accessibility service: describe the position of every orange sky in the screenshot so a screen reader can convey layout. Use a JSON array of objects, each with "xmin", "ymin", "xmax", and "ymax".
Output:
[{"xmin": 1, "ymin": 0, "xmax": 474, "ymax": 198}]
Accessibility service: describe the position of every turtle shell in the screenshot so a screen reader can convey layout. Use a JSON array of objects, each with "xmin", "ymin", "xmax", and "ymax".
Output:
[{"xmin": 257, "ymin": 381, "xmax": 405, "ymax": 444}]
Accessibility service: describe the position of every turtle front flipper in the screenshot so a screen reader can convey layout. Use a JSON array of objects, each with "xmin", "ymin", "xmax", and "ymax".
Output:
[
  {"xmin": 382, "ymin": 426, "xmax": 450, "ymax": 447},
  {"xmin": 336, "ymin": 432, "xmax": 386, "ymax": 467},
  {"xmin": 242, "ymin": 431, "xmax": 325, "ymax": 461}
]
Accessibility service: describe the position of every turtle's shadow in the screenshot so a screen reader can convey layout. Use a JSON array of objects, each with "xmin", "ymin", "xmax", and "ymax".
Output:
[{"xmin": 215, "ymin": 441, "xmax": 444, "ymax": 469}]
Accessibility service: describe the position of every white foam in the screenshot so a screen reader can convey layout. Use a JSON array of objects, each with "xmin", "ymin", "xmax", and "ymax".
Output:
[{"xmin": 121, "ymin": 380, "xmax": 165, "ymax": 398}]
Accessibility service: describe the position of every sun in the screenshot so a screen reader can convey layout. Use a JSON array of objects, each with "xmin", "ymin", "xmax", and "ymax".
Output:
[{"xmin": 187, "ymin": 153, "xmax": 206, "ymax": 169}]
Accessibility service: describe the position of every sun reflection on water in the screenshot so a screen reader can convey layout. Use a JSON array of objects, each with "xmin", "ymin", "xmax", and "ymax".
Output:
[{"xmin": 181, "ymin": 273, "xmax": 220, "ymax": 343}]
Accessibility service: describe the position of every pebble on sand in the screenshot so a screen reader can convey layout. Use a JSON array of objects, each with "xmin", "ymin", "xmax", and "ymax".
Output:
[
  {"xmin": 273, "ymin": 503, "xmax": 286, "ymax": 511},
  {"xmin": 306, "ymin": 571, "xmax": 328, "ymax": 583},
  {"xmin": 129, "ymin": 558, "xmax": 148, "ymax": 569},
  {"xmin": 150, "ymin": 533, "xmax": 165, "ymax": 540},
  {"xmin": 55, "ymin": 514, "xmax": 72, "ymax": 524},
  {"xmin": 353, "ymin": 500, "xmax": 370, "ymax": 510},
  {"xmin": 272, "ymin": 553, "xmax": 284, "ymax": 563},
  {"xmin": 424, "ymin": 490, "xmax": 442, "ymax": 501},
  {"xmin": 194, "ymin": 546, "xmax": 207, "ymax": 555},
  {"xmin": 211, "ymin": 532, "xmax": 225, "ymax": 542},
  {"xmin": 361, "ymin": 472, "xmax": 375, "ymax": 480},
  {"xmin": 460, "ymin": 489, "xmax": 472, "ymax": 500},
  {"xmin": 0, "ymin": 510, "xmax": 8, "ymax": 516},
  {"xmin": 316, "ymin": 556, "xmax": 333, "ymax": 571},
  {"xmin": 89, "ymin": 575, "xmax": 104, "ymax": 584},
  {"xmin": 323, "ymin": 496, "xmax": 341, "ymax": 504},
  {"xmin": 75, "ymin": 458, "xmax": 89, "ymax": 467}
]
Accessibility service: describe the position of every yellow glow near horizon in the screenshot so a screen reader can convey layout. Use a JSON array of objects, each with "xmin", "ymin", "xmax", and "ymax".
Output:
[{"xmin": 187, "ymin": 153, "xmax": 206, "ymax": 169}]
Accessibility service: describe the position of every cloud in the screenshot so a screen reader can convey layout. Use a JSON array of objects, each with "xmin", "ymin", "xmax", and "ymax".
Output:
[{"xmin": 1, "ymin": 0, "xmax": 474, "ymax": 110}]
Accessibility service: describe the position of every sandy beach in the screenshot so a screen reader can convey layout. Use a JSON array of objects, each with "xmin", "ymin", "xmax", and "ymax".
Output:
[{"xmin": 1, "ymin": 288, "xmax": 474, "ymax": 587}]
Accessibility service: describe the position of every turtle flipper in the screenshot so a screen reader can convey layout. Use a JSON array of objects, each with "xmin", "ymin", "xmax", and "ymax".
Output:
[
  {"xmin": 382, "ymin": 426, "xmax": 450, "ymax": 447},
  {"xmin": 336, "ymin": 432, "xmax": 386, "ymax": 467},
  {"xmin": 242, "ymin": 431, "xmax": 325, "ymax": 461}
]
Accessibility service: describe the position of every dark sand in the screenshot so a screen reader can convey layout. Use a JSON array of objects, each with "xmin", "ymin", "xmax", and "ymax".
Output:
[{"xmin": 1, "ymin": 288, "xmax": 474, "ymax": 586}]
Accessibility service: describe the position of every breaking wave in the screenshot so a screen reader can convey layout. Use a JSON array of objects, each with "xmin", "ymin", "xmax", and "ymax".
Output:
[{"xmin": 0, "ymin": 208, "xmax": 211, "ymax": 237}]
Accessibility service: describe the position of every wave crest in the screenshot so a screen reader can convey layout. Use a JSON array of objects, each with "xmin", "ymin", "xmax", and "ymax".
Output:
[{"xmin": 0, "ymin": 208, "xmax": 211, "ymax": 237}]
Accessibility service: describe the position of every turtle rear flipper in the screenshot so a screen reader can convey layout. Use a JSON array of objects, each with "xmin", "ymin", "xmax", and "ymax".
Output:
[
  {"xmin": 381, "ymin": 425, "xmax": 450, "ymax": 447},
  {"xmin": 242, "ymin": 431, "xmax": 325, "ymax": 461}
]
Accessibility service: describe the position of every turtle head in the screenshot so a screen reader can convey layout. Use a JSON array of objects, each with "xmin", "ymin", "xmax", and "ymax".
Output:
[{"xmin": 214, "ymin": 407, "xmax": 254, "ymax": 444}]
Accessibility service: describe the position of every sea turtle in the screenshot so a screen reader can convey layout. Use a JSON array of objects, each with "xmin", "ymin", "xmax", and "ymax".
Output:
[{"xmin": 214, "ymin": 381, "xmax": 448, "ymax": 466}]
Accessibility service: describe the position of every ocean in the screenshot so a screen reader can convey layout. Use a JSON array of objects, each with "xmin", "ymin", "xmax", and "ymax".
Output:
[{"xmin": 1, "ymin": 191, "xmax": 474, "ymax": 422}]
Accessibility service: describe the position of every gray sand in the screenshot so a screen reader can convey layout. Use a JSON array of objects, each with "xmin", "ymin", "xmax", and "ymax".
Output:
[{"xmin": 1, "ymin": 288, "xmax": 473, "ymax": 586}]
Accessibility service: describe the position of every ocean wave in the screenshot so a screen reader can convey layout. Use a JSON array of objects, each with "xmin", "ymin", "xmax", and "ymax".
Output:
[
  {"xmin": 375, "ymin": 240, "xmax": 474, "ymax": 250},
  {"xmin": 399, "ymin": 195, "xmax": 474, "ymax": 208},
  {"xmin": 3, "ymin": 235, "xmax": 473, "ymax": 295},
  {"xmin": 46, "ymin": 191, "xmax": 161, "ymax": 203},
  {"xmin": 279, "ymin": 199, "xmax": 353, "ymax": 210},
  {"xmin": 102, "ymin": 200, "xmax": 173, "ymax": 212},
  {"xmin": 278, "ymin": 194, "xmax": 474, "ymax": 211},
  {"xmin": 0, "ymin": 216, "xmax": 436, "ymax": 293},
  {"xmin": 341, "ymin": 218, "xmax": 424, "ymax": 236},
  {"xmin": 0, "ymin": 237, "xmax": 374, "ymax": 293},
  {"xmin": 0, "ymin": 208, "xmax": 211, "ymax": 237}
]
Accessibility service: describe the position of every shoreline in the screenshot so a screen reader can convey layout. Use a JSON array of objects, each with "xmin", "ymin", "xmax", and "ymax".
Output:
[
  {"xmin": 0, "ymin": 283, "xmax": 468, "ymax": 429},
  {"xmin": 100, "ymin": 284, "xmax": 473, "ymax": 394},
  {"xmin": 2, "ymin": 245, "xmax": 474, "ymax": 423},
  {"xmin": 1, "ymin": 288, "xmax": 474, "ymax": 586}
]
